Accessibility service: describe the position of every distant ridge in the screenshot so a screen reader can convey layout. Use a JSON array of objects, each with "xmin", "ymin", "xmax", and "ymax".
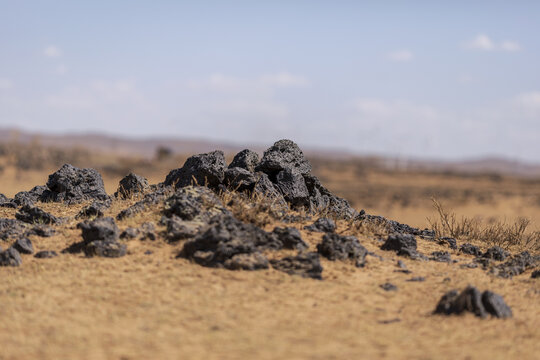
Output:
[{"xmin": 1, "ymin": 127, "xmax": 539, "ymax": 177}]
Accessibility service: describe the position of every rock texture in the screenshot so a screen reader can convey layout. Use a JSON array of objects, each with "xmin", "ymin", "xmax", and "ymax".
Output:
[{"xmin": 434, "ymin": 286, "xmax": 512, "ymax": 318}]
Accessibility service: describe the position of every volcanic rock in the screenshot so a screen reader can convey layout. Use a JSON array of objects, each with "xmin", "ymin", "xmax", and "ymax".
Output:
[
  {"xmin": 274, "ymin": 169, "xmax": 310, "ymax": 207},
  {"xmin": 164, "ymin": 151, "xmax": 226, "ymax": 189},
  {"xmin": 40, "ymin": 164, "xmax": 109, "ymax": 204},
  {"xmin": 34, "ymin": 250, "xmax": 58, "ymax": 259},
  {"xmin": 13, "ymin": 186, "xmax": 47, "ymax": 206},
  {"xmin": 270, "ymin": 252, "xmax": 323, "ymax": 280},
  {"xmin": 117, "ymin": 186, "xmax": 173, "ymax": 220},
  {"xmin": 482, "ymin": 246, "xmax": 509, "ymax": 261},
  {"xmin": 304, "ymin": 217, "xmax": 336, "ymax": 233},
  {"xmin": 12, "ymin": 237, "xmax": 33, "ymax": 254},
  {"xmin": 115, "ymin": 173, "xmax": 150, "ymax": 199},
  {"xmin": 430, "ymin": 251, "xmax": 452, "ymax": 263},
  {"xmin": 381, "ymin": 233, "xmax": 420, "ymax": 258},
  {"xmin": 228, "ymin": 149, "xmax": 260, "ymax": 172},
  {"xmin": 490, "ymin": 251, "xmax": 539, "ymax": 278},
  {"xmin": 76, "ymin": 200, "xmax": 111, "ymax": 219},
  {"xmin": 0, "ymin": 247, "xmax": 22, "ymax": 266},
  {"xmin": 434, "ymin": 286, "xmax": 512, "ymax": 319},
  {"xmin": 317, "ymin": 233, "xmax": 368, "ymax": 267},
  {"xmin": 224, "ymin": 167, "xmax": 257, "ymax": 191},
  {"xmin": 78, "ymin": 217, "xmax": 119, "ymax": 243},
  {"xmin": 271, "ymin": 227, "xmax": 308, "ymax": 250},
  {"xmin": 380, "ymin": 283, "xmax": 398, "ymax": 291},
  {"xmin": 256, "ymin": 139, "xmax": 311, "ymax": 176},
  {"xmin": 15, "ymin": 205, "xmax": 59, "ymax": 225},
  {"xmin": 26, "ymin": 225, "xmax": 55, "ymax": 237},
  {"xmin": 84, "ymin": 240, "xmax": 127, "ymax": 258},
  {"xmin": 459, "ymin": 243, "xmax": 482, "ymax": 257},
  {"xmin": 0, "ymin": 218, "xmax": 27, "ymax": 240}
]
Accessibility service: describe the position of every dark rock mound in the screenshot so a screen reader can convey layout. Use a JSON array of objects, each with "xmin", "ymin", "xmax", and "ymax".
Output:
[
  {"xmin": 270, "ymin": 252, "xmax": 323, "ymax": 280},
  {"xmin": 40, "ymin": 164, "xmax": 109, "ymax": 204},
  {"xmin": 430, "ymin": 251, "xmax": 452, "ymax": 263},
  {"xmin": 12, "ymin": 237, "xmax": 33, "ymax": 254},
  {"xmin": 317, "ymin": 233, "xmax": 368, "ymax": 267},
  {"xmin": 15, "ymin": 205, "xmax": 59, "ymax": 225},
  {"xmin": 434, "ymin": 286, "xmax": 512, "ymax": 318},
  {"xmin": 490, "ymin": 251, "xmax": 539, "ymax": 278},
  {"xmin": 381, "ymin": 233, "xmax": 423, "ymax": 259},
  {"xmin": 380, "ymin": 283, "xmax": 398, "ymax": 291},
  {"xmin": 0, "ymin": 218, "xmax": 27, "ymax": 240},
  {"xmin": 26, "ymin": 225, "xmax": 55, "ymax": 237},
  {"xmin": 34, "ymin": 250, "xmax": 58, "ymax": 259},
  {"xmin": 115, "ymin": 173, "xmax": 150, "ymax": 199},
  {"xmin": 162, "ymin": 216, "xmax": 200, "ymax": 242},
  {"xmin": 224, "ymin": 167, "xmax": 257, "ymax": 191},
  {"xmin": 274, "ymin": 169, "xmax": 310, "ymax": 207},
  {"xmin": 0, "ymin": 195, "xmax": 17, "ymax": 208},
  {"xmin": 303, "ymin": 174, "xmax": 356, "ymax": 219},
  {"xmin": 304, "ymin": 217, "xmax": 336, "ymax": 233},
  {"xmin": 13, "ymin": 186, "xmax": 48, "ymax": 207},
  {"xmin": 164, "ymin": 151, "xmax": 226, "ymax": 189},
  {"xmin": 163, "ymin": 186, "xmax": 226, "ymax": 222},
  {"xmin": 459, "ymin": 243, "xmax": 482, "ymax": 257},
  {"xmin": 271, "ymin": 227, "xmax": 308, "ymax": 250},
  {"xmin": 67, "ymin": 217, "xmax": 125, "ymax": 258},
  {"xmin": 482, "ymin": 246, "xmax": 509, "ymax": 261},
  {"xmin": 229, "ymin": 149, "xmax": 260, "ymax": 172},
  {"xmin": 178, "ymin": 214, "xmax": 277, "ymax": 270},
  {"xmin": 120, "ymin": 223, "xmax": 156, "ymax": 241},
  {"xmin": 84, "ymin": 240, "xmax": 127, "ymax": 258},
  {"xmin": 359, "ymin": 213, "xmax": 434, "ymax": 237},
  {"xmin": 0, "ymin": 247, "xmax": 22, "ymax": 266},
  {"xmin": 255, "ymin": 139, "xmax": 311, "ymax": 176},
  {"xmin": 76, "ymin": 200, "xmax": 111, "ymax": 219}
]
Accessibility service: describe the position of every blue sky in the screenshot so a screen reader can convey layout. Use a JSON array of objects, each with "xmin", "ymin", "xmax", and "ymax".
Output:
[{"xmin": 1, "ymin": 1, "xmax": 540, "ymax": 161}]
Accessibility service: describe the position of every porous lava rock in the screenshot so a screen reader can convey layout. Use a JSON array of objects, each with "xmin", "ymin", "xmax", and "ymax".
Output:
[
  {"xmin": 228, "ymin": 149, "xmax": 260, "ymax": 172},
  {"xmin": 255, "ymin": 139, "xmax": 311, "ymax": 176},
  {"xmin": 0, "ymin": 218, "xmax": 27, "ymax": 240},
  {"xmin": 482, "ymin": 246, "xmax": 509, "ymax": 261},
  {"xmin": 164, "ymin": 151, "xmax": 226, "ymax": 189},
  {"xmin": 459, "ymin": 243, "xmax": 482, "ymax": 257},
  {"xmin": 359, "ymin": 213, "xmax": 434, "ymax": 237},
  {"xmin": 115, "ymin": 173, "xmax": 149, "ymax": 199},
  {"xmin": 274, "ymin": 169, "xmax": 310, "ymax": 207},
  {"xmin": 84, "ymin": 240, "xmax": 127, "ymax": 258},
  {"xmin": 163, "ymin": 186, "xmax": 226, "ymax": 222},
  {"xmin": 304, "ymin": 217, "xmax": 336, "ymax": 233},
  {"xmin": 68, "ymin": 217, "xmax": 126, "ymax": 258},
  {"xmin": 224, "ymin": 167, "xmax": 257, "ymax": 191},
  {"xmin": 34, "ymin": 250, "xmax": 58, "ymax": 259},
  {"xmin": 490, "ymin": 251, "xmax": 539, "ymax": 278},
  {"xmin": 317, "ymin": 233, "xmax": 368, "ymax": 267},
  {"xmin": 430, "ymin": 251, "xmax": 452, "ymax": 263},
  {"xmin": 12, "ymin": 237, "xmax": 33, "ymax": 254},
  {"xmin": 303, "ymin": 174, "xmax": 356, "ymax": 219},
  {"xmin": 15, "ymin": 205, "xmax": 59, "ymax": 225},
  {"xmin": 178, "ymin": 214, "xmax": 277, "ymax": 270},
  {"xmin": 381, "ymin": 233, "xmax": 422, "ymax": 259},
  {"xmin": 434, "ymin": 286, "xmax": 512, "ymax": 319},
  {"xmin": 271, "ymin": 227, "xmax": 308, "ymax": 250},
  {"xmin": 26, "ymin": 225, "xmax": 55, "ymax": 237},
  {"xmin": 438, "ymin": 237, "xmax": 457, "ymax": 250},
  {"xmin": 76, "ymin": 200, "xmax": 111, "ymax": 219},
  {"xmin": 116, "ymin": 186, "xmax": 174, "ymax": 220},
  {"xmin": 13, "ymin": 186, "xmax": 47, "ymax": 207},
  {"xmin": 0, "ymin": 247, "xmax": 22, "ymax": 266},
  {"xmin": 270, "ymin": 252, "xmax": 323, "ymax": 280},
  {"xmin": 40, "ymin": 164, "xmax": 109, "ymax": 204}
]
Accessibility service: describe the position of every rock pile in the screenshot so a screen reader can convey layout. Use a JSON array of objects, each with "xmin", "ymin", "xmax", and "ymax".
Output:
[{"xmin": 434, "ymin": 286, "xmax": 512, "ymax": 318}]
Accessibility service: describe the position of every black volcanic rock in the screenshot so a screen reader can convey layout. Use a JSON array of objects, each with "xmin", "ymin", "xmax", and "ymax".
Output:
[
  {"xmin": 317, "ymin": 233, "xmax": 368, "ymax": 267},
  {"xmin": 482, "ymin": 246, "xmax": 509, "ymax": 261},
  {"xmin": 274, "ymin": 169, "xmax": 310, "ymax": 207},
  {"xmin": 305, "ymin": 217, "xmax": 336, "ymax": 233},
  {"xmin": 115, "ymin": 173, "xmax": 149, "ymax": 199},
  {"xmin": 0, "ymin": 218, "xmax": 27, "ymax": 240},
  {"xmin": 76, "ymin": 200, "xmax": 111, "ymax": 219},
  {"xmin": 0, "ymin": 247, "xmax": 22, "ymax": 266},
  {"xmin": 434, "ymin": 286, "xmax": 512, "ymax": 319},
  {"xmin": 40, "ymin": 164, "xmax": 109, "ymax": 204},
  {"xmin": 271, "ymin": 227, "xmax": 308, "ymax": 250},
  {"xmin": 164, "ymin": 151, "xmax": 226, "ymax": 189},
  {"xmin": 224, "ymin": 167, "xmax": 257, "ymax": 191},
  {"xmin": 381, "ymin": 233, "xmax": 419, "ymax": 258},
  {"xmin": 12, "ymin": 237, "xmax": 33, "ymax": 254},
  {"xmin": 34, "ymin": 250, "xmax": 58, "ymax": 259},
  {"xmin": 459, "ymin": 243, "xmax": 482, "ymax": 257},
  {"xmin": 15, "ymin": 205, "xmax": 59, "ymax": 225},
  {"xmin": 13, "ymin": 186, "xmax": 47, "ymax": 207},
  {"xmin": 256, "ymin": 139, "xmax": 311, "ymax": 176},
  {"xmin": 229, "ymin": 149, "xmax": 259, "ymax": 172}
]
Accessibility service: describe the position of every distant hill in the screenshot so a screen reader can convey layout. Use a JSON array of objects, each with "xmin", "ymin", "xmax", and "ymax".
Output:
[{"xmin": 1, "ymin": 127, "xmax": 539, "ymax": 177}]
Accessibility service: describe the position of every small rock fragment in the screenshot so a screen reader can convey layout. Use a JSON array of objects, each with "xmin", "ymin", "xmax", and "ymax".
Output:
[
  {"xmin": 459, "ymin": 243, "xmax": 482, "ymax": 257},
  {"xmin": 430, "ymin": 251, "xmax": 452, "ymax": 263},
  {"xmin": 272, "ymin": 227, "xmax": 308, "ymax": 250},
  {"xmin": 482, "ymin": 246, "xmax": 510, "ymax": 261},
  {"xmin": 164, "ymin": 151, "xmax": 226, "ymax": 189},
  {"xmin": 34, "ymin": 250, "xmax": 58, "ymax": 259},
  {"xmin": 380, "ymin": 282, "xmax": 398, "ymax": 291},
  {"xmin": 12, "ymin": 237, "xmax": 33, "ymax": 254},
  {"xmin": 317, "ymin": 233, "xmax": 368, "ymax": 267},
  {"xmin": 115, "ymin": 173, "xmax": 150, "ymax": 199},
  {"xmin": 270, "ymin": 252, "xmax": 323, "ymax": 280},
  {"xmin": 0, "ymin": 247, "xmax": 22, "ymax": 266},
  {"xmin": 434, "ymin": 286, "xmax": 512, "ymax": 319},
  {"xmin": 255, "ymin": 139, "xmax": 312, "ymax": 176},
  {"xmin": 304, "ymin": 217, "xmax": 336, "ymax": 233},
  {"xmin": 228, "ymin": 149, "xmax": 260, "ymax": 172}
]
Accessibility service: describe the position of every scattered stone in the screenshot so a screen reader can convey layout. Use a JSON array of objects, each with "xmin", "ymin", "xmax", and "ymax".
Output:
[
  {"xmin": 274, "ymin": 169, "xmax": 310, "ymax": 207},
  {"xmin": 434, "ymin": 286, "xmax": 512, "ymax": 319},
  {"xmin": 394, "ymin": 269, "xmax": 412, "ymax": 274},
  {"xmin": 0, "ymin": 218, "xmax": 27, "ymax": 240},
  {"xmin": 430, "ymin": 251, "xmax": 452, "ymax": 263},
  {"xmin": 120, "ymin": 227, "xmax": 140, "ymax": 240},
  {"xmin": 223, "ymin": 167, "xmax": 256, "ymax": 191},
  {"xmin": 271, "ymin": 227, "xmax": 308, "ymax": 250},
  {"xmin": 84, "ymin": 240, "xmax": 127, "ymax": 258},
  {"xmin": 66, "ymin": 217, "xmax": 125, "ymax": 257},
  {"xmin": 178, "ymin": 214, "xmax": 276, "ymax": 270},
  {"xmin": 228, "ymin": 149, "xmax": 259, "ymax": 172},
  {"xmin": 378, "ymin": 318, "xmax": 401, "ymax": 324},
  {"xmin": 162, "ymin": 215, "xmax": 200, "ymax": 242},
  {"xmin": 34, "ymin": 250, "xmax": 58, "ymax": 259},
  {"xmin": 460, "ymin": 263, "xmax": 479, "ymax": 269},
  {"xmin": 380, "ymin": 282, "xmax": 398, "ymax": 291},
  {"xmin": 317, "ymin": 233, "xmax": 368, "ymax": 267},
  {"xmin": 407, "ymin": 276, "xmax": 426, "ymax": 282},
  {"xmin": 13, "ymin": 185, "xmax": 47, "ymax": 206},
  {"xmin": 224, "ymin": 253, "xmax": 269, "ymax": 271},
  {"xmin": 139, "ymin": 222, "xmax": 156, "ymax": 241},
  {"xmin": 0, "ymin": 197, "xmax": 17, "ymax": 208},
  {"xmin": 163, "ymin": 186, "xmax": 226, "ymax": 222},
  {"xmin": 397, "ymin": 260, "xmax": 407, "ymax": 269},
  {"xmin": 252, "ymin": 172, "xmax": 286, "ymax": 203},
  {"xmin": 76, "ymin": 200, "xmax": 111, "ymax": 219},
  {"xmin": 15, "ymin": 205, "xmax": 59, "ymax": 225},
  {"xmin": 144, "ymin": 250, "xmax": 153, "ymax": 255},
  {"xmin": 40, "ymin": 164, "xmax": 109, "ymax": 204},
  {"xmin": 459, "ymin": 243, "xmax": 482, "ymax": 257},
  {"xmin": 531, "ymin": 270, "xmax": 540, "ymax": 279},
  {"xmin": 482, "ymin": 246, "xmax": 510, "ymax": 261},
  {"xmin": 164, "ymin": 151, "xmax": 226, "ymax": 189},
  {"xmin": 303, "ymin": 174, "xmax": 357, "ymax": 219},
  {"xmin": 438, "ymin": 237, "xmax": 457, "ymax": 250},
  {"xmin": 304, "ymin": 217, "xmax": 336, "ymax": 233},
  {"xmin": 78, "ymin": 217, "xmax": 119, "ymax": 243},
  {"xmin": 0, "ymin": 247, "xmax": 22, "ymax": 266},
  {"xmin": 490, "ymin": 251, "xmax": 539, "ymax": 278},
  {"xmin": 12, "ymin": 237, "xmax": 33, "ymax": 254},
  {"xmin": 115, "ymin": 173, "xmax": 150, "ymax": 199},
  {"xmin": 381, "ymin": 233, "xmax": 421, "ymax": 259},
  {"xmin": 270, "ymin": 252, "xmax": 323, "ymax": 280},
  {"xmin": 26, "ymin": 225, "xmax": 55, "ymax": 237},
  {"xmin": 255, "ymin": 139, "xmax": 311, "ymax": 176}
]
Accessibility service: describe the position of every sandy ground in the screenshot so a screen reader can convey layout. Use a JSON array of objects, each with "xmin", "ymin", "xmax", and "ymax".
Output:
[{"xmin": 0, "ymin": 198, "xmax": 539, "ymax": 360}]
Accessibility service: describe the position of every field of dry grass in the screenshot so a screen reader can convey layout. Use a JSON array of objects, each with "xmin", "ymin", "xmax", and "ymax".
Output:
[{"xmin": 0, "ymin": 144, "xmax": 539, "ymax": 359}]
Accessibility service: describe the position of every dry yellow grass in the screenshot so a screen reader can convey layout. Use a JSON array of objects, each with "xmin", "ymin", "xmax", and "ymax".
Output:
[{"xmin": 1, "ymin": 154, "xmax": 539, "ymax": 359}]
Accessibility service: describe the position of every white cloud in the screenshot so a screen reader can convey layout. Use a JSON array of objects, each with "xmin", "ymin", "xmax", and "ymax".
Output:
[
  {"xmin": 44, "ymin": 45, "xmax": 62, "ymax": 58},
  {"xmin": 388, "ymin": 50, "xmax": 413, "ymax": 62},
  {"xmin": 464, "ymin": 34, "xmax": 521, "ymax": 52},
  {"xmin": 0, "ymin": 78, "xmax": 12, "ymax": 90},
  {"xmin": 259, "ymin": 72, "xmax": 309, "ymax": 87}
]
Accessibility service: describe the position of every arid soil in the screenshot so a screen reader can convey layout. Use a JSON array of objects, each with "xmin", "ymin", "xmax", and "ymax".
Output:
[{"xmin": 0, "ymin": 143, "xmax": 539, "ymax": 360}]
